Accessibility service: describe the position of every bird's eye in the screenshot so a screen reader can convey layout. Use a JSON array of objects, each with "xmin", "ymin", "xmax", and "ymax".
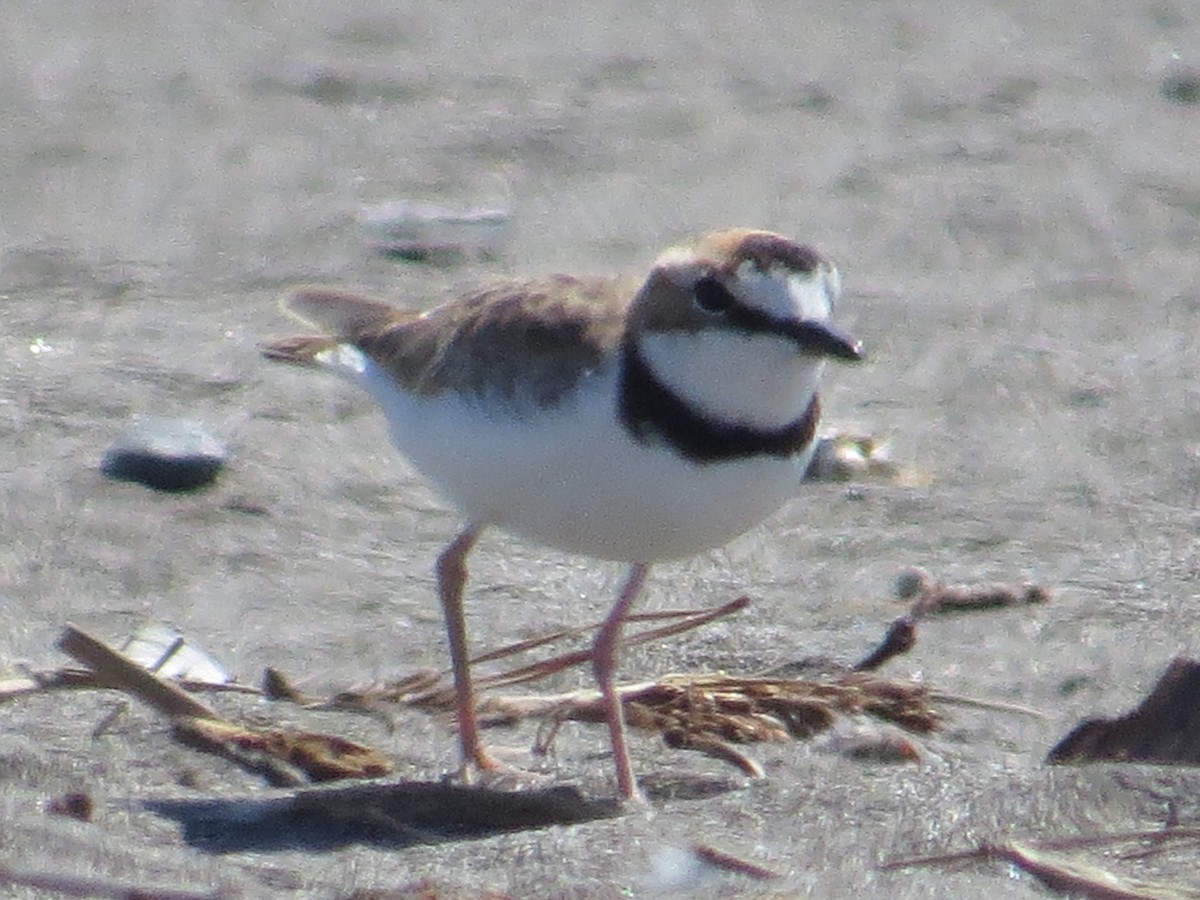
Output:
[{"xmin": 693, "ymin": 277, "xmax": 734, "ymax": 314}]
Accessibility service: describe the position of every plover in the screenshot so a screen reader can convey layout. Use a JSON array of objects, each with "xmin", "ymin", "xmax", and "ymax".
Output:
[{"xmin": 263, "ymin": 228, "xmax": 863, "ymax": 801}]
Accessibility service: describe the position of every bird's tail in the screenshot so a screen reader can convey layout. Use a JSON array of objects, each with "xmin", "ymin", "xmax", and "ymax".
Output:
[
  {"xmin": 260, "ymin": 334, "xmax": 340, "ymax": 367},
  {"xmin": 281, "ymin": 288, "xmax": 403, "ymax": 337},
  {"xmin": 262, "ymin": 287, "xmax": 413, "ymax": 369}
]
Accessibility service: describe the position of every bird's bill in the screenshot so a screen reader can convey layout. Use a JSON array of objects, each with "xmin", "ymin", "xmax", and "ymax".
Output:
[{"xmin": 788, "ymin": 320, "xmax": 864, "ymax": 361}]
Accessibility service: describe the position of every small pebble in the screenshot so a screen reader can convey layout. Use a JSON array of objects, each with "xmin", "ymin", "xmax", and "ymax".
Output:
[
  {"xmin": 1162, "ymin": 68, "xmax": 1200, "ymax": 105},
  {"xmin": 893, "ymin": 566, "xmax": 932, "ymax": 600},
  {"xmin": 46, "ymin": 791, "xmax": 94, "ymax": 822},
  {"xmin": 360, "ymin": 199, "xmax": 512, "ymax": 262},
  {"xmin": 102, "ymin": 417, "xmax": 228, "ymax": 492}
]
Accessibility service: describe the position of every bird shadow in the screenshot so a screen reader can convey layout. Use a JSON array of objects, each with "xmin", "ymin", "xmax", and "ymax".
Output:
[
  {"xmin": 145, "ymin": 780, "xmax": 621, "ymax": 853},
  {"xmin": 146, "ymin": 773, "xmax": 745, "ymax": 853}
]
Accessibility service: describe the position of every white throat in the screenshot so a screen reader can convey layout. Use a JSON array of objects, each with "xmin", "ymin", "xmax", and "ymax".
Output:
[{"xmin": 636, "ymin": 330, "xmax": 824, "ymax": 430}]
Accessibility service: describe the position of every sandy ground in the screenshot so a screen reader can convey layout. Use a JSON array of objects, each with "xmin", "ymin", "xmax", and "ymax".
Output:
[{"xmin": 3, "ymin": 1, "xmax": 1200, "ymax": 897}]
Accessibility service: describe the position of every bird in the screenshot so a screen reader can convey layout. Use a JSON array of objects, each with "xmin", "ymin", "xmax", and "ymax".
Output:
[{"xmin": 262, "ymin": 228, "xmax": 863, "ymax": 802}]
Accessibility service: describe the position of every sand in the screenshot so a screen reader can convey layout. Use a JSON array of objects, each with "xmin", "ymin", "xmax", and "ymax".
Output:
[{"xmin": 3, "ymin": 1, "xmax": 1200, "ymax": 896}]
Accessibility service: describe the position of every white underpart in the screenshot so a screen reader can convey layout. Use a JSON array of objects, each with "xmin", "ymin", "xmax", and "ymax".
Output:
[
  {"xmin": 638, "ymin": 330, "xmax": 825, "ymax": 430},
  {"xmin": 314, "ymin": 343, "xmax": 369, "ymax": 377},
  {"xmin": 333, "ymin": 355, "xmax": 814, "ymax": 563}
]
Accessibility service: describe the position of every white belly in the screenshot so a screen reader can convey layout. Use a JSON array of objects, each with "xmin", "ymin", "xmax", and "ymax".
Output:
[{"xmin": 361, "ymin": 361, "xmax": 811, "ymax": 562}]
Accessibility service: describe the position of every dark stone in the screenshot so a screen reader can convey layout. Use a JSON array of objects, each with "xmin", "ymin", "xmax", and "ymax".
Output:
[{"xmin": 102, "ymin": 417, "xmax": 228, "ymax": 492}]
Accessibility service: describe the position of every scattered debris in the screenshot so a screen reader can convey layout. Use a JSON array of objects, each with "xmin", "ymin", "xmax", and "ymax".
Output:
[
  {"xmin": 0, "ymin": 864, "xmax": 235, "ymax": 900},
  {"xmin": 45, "ymin": 791, "xmax": 94, "ymax": 822},
  {"xmin": 1162, "ymin": 67, "xmax": 1200, "ymax": 105},
  {"xmin": 56, "ymin": 624, "xmax": 391, "ymax": 785},
  {"xmin": 175, "ymin": 717, "xmax": 391, "ymax": 786},
  {"xmin": 691, "ymin": 843, "xmax": 783, "ymax": 881},
  {"xmin": 101, "ymin": 417, "xmax": 228, "ymax": 492},
  {"xmin": 18, "ymin": 596, "xmax": 947, "ymax": 787},
  {"xmin": 895, "ymin": 566, "xmax": 1051, "ymax": 618},
  {"xmin": 1048, "ymin": 657, "xmax": 1200, "ymax": 765},
  {"xmin": 854, "ymin": 617, "xmax": 917, "ymax": 671},
  {"xmin": 804, "ymin": 429, "xmax": 899, "ymax": 482},
  {"xmin": 882, "ymin": 830, "xmax": 1200, "ymax": 900},
  {"xmin": 485, "ymin": 671, "xmax": 940, "ymax": 775},
  {"xmin": 360, "ymin": 200, "xmax": 512, "ymax": 262}
]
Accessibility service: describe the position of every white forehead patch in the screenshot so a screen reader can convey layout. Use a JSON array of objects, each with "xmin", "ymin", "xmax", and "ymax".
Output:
[{"xmin": 735, "ymin": 261, "xmax": 837, "ymax": 323}]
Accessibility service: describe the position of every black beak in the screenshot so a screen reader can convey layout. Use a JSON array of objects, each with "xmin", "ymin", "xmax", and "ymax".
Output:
[{"xmin": 787, "ymin": 320, "xmax": 864, "ymax": 362}]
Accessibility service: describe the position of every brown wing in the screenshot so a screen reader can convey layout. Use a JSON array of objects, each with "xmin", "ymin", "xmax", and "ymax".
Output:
[{"xmin": 269, "ymin": 277, "xmax": 633, "ymax": 408}]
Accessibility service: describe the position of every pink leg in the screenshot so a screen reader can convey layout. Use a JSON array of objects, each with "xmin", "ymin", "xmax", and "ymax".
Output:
[
  {"xmin": 435, "ymin": 524, "xmax": 497, "ymax": 777},
  {"xmin": 592, "ymin": 562, "xmax": 651, "ymax": 803}
]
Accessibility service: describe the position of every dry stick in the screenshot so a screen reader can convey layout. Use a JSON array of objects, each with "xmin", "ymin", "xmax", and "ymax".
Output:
[
  {"xmin": 691, "ymin": 844, "xmax": 783, "ymax": 881},
  {"xmin": 663, "ymin": 731, "xmax": 765, "ymax": 778},
  {"xmin": 927, "ymin": 691, "xmax": 1048, "ymax": 720},
  {"xmin": 467, "ymin": 597, "xmax": 748, "ymax": 668},
  {"xmin": 993, "ymin": 841, "xmax": 1199, "ymax": 900},
  {"xmin": 854, "ymin": 617, "xmax": 916, "ymax": 671},
  {"xmin": 473, "ymin": 596, "xmax": 750, "ymax": 675},
  {"xmin": 896, "ymin": 566, "xmax": 1052, "ymax": 619},
  {"xmin": 385, "ymin": 596, "xmax": 752, "ymax": 702},
  {"xmin": 57, "ymin": 624, "xmax": 219, "ymax": 720},
  {"xmin": 0, "ymin": 668, "xmax": 263, "ymax": 704},
  {"xmin": 0, "ymin": 864, "xmax": 235, "ymax": 900},
  {"xmin": 882, "ymin": 829, "xmax": 1200, "ymax": 887}
]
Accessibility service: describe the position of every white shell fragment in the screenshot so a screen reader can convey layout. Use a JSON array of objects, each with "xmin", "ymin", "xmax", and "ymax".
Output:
[{"xmin": 360, "ymin": 200, "xmax": 512, "ymax": 261}]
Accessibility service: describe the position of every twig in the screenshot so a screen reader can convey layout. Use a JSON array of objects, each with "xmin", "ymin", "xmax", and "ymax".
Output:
[
  {"xmin": 0, "ymin": 864, "xmax": 236, "ymax": 899},
  {"xmin": 691, "ymin": 844, "xmax": 782, "ymax": 880},
  {"xmin": 895, "ymin": 567, "xmax": 1051, "ymax": 618},
  {"xmin": 475, "ymin": 596, "xmax": 750, "ymax": 690},
  {"xmin": 928, "ymin": 691, "xmax": 1048, "ymax": 719},
  {"xmin": 883, "ymin": 832, "xmax": 1200, "ymax": 900},
  {"xmin": 854, "ymin": 617, "xmax": 916, "ymax": 671},
  {"xmin": 57, "ymin": 624, "xmax": 219, "ymax": 720}
]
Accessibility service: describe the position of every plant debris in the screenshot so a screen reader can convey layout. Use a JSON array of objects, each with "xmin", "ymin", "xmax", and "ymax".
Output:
[
  {"xmin": 895, "ymin": 566, "xmax": 1051, "ymax": 618},
  {"xmin": 691, "ymin": 843, "xmax": 783, "ymax": 881},
  {"xmin": 55, "ymin": 624, "xmax": 391, "ymax": 785},
  {"xmin": 843, "ymin": 567, "xmax": 1055, "ymax": 677},
  {"xmin": 16, "ymin": 590, "xmax": 953, "ymax": 790},
  {"xmin": 0, "ymin": 864, "xmax": 235, "ymax": 900},
  {"xmin": 481, "ymin": 671, "xmax": 940, "ymax": 774},
  {"xmin": 883, "ymin": 830, "xmax": 1200, "ymax": 900},
  {"xmin": 175, "ymin": 717, "xmax": 392, "ymax": 786},
  {"xmin": 45, "ymin": 791, "xmax": 94, "ymax": 822}
]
